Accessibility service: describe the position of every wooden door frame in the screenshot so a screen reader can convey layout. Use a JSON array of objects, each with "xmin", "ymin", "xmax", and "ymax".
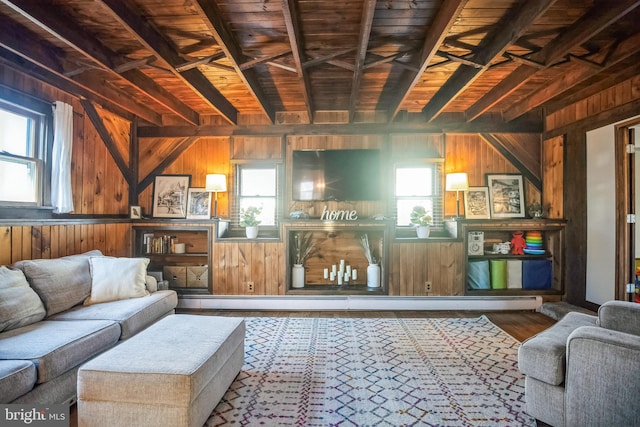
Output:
[{"xmin": 615, "ymin": 120, "xmax": 640, "ymax": 301}]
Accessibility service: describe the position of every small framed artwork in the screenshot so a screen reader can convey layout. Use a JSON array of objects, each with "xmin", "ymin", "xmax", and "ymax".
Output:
[
  {"xmin": 486, "ymin": 174, "xmax": 525, "ymax": 218},
  {"xmin": 186, "ymin": 188, "xmax": 212, "ymax": 220},
  {"xmin": 129, "ymin": 205, "xmax": 142, "ymax": 219},
  {"xmin": 152, "ymin": 174, "xmax": 191, "ymax": 218},
  {"xmin": 464, "ymin": 187, "xmax": 491, "ymax": 219}
]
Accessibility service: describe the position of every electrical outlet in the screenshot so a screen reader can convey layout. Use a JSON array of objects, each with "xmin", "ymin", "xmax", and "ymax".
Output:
[
  {"xmin": 425, "ymin": 281, "xmax": 432, "ymax": 292},
  {"xmin": 247, "ymin": 281, "xmax": 254, "ymax": 293}
]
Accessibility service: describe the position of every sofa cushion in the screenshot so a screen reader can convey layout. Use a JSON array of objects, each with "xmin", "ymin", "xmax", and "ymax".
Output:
[
  {"xmin": 0, "ymin": 360, "xmax": 36, "ymax": 403},
  {"xmin": 598, "ymin": 300, "xmax": 640, "ymax": 336},
  {"xmin": 14, "ymin": 250, "xmax": 103, "ymax": 316},
  {"xmin": 0, "ymin": 320, "xmax": 120, "ymax": 384},
  {"xmin": 518, "ymin": 311, "xmax": 597, "ymax": 385},
  {"xmin": 51, "ymin": 290, "xmax": 178, "ymax": 340},
  {"xmin": 84, "ymin": 257, "xmax": 150, "ymax": 306},
  {"xmin": 0, "ymin": 267, "xmax": 46, "ymax": 332}
]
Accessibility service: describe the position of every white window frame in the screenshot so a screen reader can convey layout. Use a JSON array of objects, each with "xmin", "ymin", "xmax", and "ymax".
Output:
[
  {"xmin": 234, "ymin": 162, "xmax": 281, "ymax": 228},
  {"xmin": 393, "ymin": 159, "xmax": 444, "ymax": 229},
  {"xmin": 0, "ymin": 100, "xmax": 48, "ymax": 207}
]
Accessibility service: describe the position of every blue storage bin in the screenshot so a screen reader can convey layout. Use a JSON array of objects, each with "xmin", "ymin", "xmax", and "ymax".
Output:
[
  {"xmin": 468, "ymin": 260, "xmax": 490, "ymax": 289},
  {"xmin": 522, "ymin": 259, "xmax": 552, "ymax": 290}
]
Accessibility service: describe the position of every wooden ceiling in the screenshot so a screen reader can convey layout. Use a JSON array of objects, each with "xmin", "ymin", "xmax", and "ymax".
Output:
[{"xmin": 0, "ymin": 0, "xmax": 639, "ymax": 128}]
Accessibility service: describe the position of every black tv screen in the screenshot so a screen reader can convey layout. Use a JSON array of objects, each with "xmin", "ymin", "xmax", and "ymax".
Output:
[{"xmin": 292, "ymin": 149, "xmax": 381, "ymax": 201}]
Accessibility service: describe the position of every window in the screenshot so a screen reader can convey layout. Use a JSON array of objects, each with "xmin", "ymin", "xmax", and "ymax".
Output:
[
  {"xmin": 0, "ymin": 100, "xmax": 48, "ymax": 206},
  {"xmin": 394, "ymin": 160, "xmax": 443, "ymax": 227},
  {"xmin": 235, "ymin": 164, "xmax": 279, "ymax": 226}
]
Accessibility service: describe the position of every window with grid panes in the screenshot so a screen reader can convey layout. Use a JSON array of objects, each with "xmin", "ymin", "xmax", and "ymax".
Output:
[
  {"xmin": 235, "ymin": 163, "xmax": 279, "ymax": 226},
  {"xmin": 394, "ymin": 160, "xmax": 444, "ymax": 228},
  {"xmin": 0, "ymin": 101, "xmax": 48, "ymax": 205}
]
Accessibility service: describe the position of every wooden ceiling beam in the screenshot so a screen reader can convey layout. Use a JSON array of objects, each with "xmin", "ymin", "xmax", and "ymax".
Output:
[
  {"xmin": 465, "ymin": 0, "xmax": 640, "ymax": 122},
  {"xmin": 386, "ymin": 0, "xmax": 468, "ymax": 122},
  {"xmin": 282, "ymin": 0, "xmax": 313, "ymax": 122},
  {"xmin": 137, "ymin": 114, "xmax": 542, "ymax": 138},
  {"xmin": 348, "ymin": 0, "xmax": 377, "ymax": 123},
  {"xmin": 1, "ymin": 0, "xmax": 200, "ymax": 125},
  {"xmin": 1, "ymin": 0, "xmax": 202, "ymax": 126},
  {"xmin": 0, "ymin": 16, "xmax": 161, "ymax": 126},
  {"xmin": 192, "ymin": 0, "xmax": 276, "ymax": 123},
  {"xmin": 422, "ymin": 0, "xmax": 557, "ymax": 122},
  {"xmin": 504, "ymin": 31, "xmax": 640, "ymax": 121},
  {"xmin": 98, "ymin": 0, "xmax": 238, "ymax": 125},
  {"xmin": 546, "ymin": 57, "xmax": 640, "ymax": 115}
]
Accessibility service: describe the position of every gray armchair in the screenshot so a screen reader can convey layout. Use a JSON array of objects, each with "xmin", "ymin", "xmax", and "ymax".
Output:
[{"xmin": 518, "ymin": 301, "xmax": 640, "ymax": 426}]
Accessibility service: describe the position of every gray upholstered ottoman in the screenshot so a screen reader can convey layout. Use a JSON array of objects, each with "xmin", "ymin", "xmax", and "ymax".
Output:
[{"xmin": 77, "ymin": 314, "xmax": 245, "ymax": 427}]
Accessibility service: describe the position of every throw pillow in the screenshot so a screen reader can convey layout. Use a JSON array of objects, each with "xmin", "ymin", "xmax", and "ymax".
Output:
[
  {"xmin": 84, "ymin": 257, "xmax": 150, "ymax": 305},
  {"xmin": 0, "ymin": 266, "xmax": 46, "ymax": 332},
  {"xmin": 145, "ymin": 275, "xmax": 158, "ymax": 293},
  {"xmin": 13, "ymin": 250, "xmax": 103, "ymax": 316}
]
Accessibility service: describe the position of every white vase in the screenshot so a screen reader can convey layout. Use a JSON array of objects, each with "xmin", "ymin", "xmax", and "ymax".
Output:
[
  {"xmin": 292, "ymin": 264, "xmax": 305, "ymax": 288},
  {"xmin": 416, "ymin": 225, "xmax": 430, "ymax": 238},
  {"xmin": 367, "ymin": 263, "xmax": 380, "ymax": 288},
  {"xmin": 245, "ymin": 226, "xmax": 258, "ymax": 239}
]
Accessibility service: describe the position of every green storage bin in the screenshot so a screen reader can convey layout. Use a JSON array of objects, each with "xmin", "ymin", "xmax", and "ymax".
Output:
[{"xmin": 490, "ymin": 259, "xmax": 507, "ymax": 289}]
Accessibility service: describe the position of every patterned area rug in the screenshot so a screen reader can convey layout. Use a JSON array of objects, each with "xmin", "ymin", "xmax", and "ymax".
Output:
[{"xmin": 205, "ymin": 316, "xmax": 535, "ymax": 427}]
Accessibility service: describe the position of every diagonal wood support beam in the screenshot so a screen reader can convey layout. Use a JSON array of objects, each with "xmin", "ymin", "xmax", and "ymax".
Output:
[
  {"xmin": 422, "ymin": 0, "xmax": 557, "ymax": 122},
  {"xmin": 348, "ymin": 0, "xmax": 377, "ymax": 123},
  {"xmin": 1, "ymin": 0, "xmax": 200, "ymax": 125},
  {"xmin": 465, "ymin": 0, "xmax": 640, "ymax": 122},
  {"xmin": 386, "ymin": 0, "xmax": 467, "ymax": 121},
  {"xmin": 282, "ymin": 0, "xmax": 314, "ymax": 122},
  {"xmin": 138, "ymin": 137, "xmax": 201, "ymax": 193},
  {"xmin": 98, "ymin": 0, "xmax": 238, "ymax": 125},
  {"xmin": 192, "ymin": 0, "xmax": 276, "ymax": 123},
  {"xmin": 81, "ymin": 99, "xmax": 133, "ymax": 186},
  {"xmin": 480, "ymin": 133, "xmax": 541, "ymax": 191},
  {"xmin": 504, "ymin": 31, "xmax": 640, "ymax": 121},
  {"xmin": 0, "ymin": 15, "xmax": 162, "ymax": 125}
]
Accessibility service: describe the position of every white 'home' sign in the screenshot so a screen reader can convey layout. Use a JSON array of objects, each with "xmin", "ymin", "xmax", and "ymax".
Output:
[{"xmin": 320, "ymin": 205, "xmax": 358, "ymax": 221}]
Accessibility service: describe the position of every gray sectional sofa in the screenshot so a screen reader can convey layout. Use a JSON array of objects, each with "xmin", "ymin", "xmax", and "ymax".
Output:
[{"xmin": 0, "ymin": 250, "xmax": 178, "ymax": 404}]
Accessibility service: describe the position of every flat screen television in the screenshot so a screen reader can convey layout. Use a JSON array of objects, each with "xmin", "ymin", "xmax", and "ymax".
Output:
[{"xmin": 292, "ymin": 149, "xmax": 381, "ymax": 201}]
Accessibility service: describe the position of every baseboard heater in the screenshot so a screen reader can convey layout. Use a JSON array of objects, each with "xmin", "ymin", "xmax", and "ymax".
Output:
[{"xmin": 178, "ymin": 295, "xmax": 543, "ymax": 311}]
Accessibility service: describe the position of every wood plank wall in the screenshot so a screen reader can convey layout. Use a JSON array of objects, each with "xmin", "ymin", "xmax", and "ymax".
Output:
[
  {"xmin": 0, "ymin": 223, "xmax": 130, "ymax": 265},
  {"xmin": 543, "ymin": 72, "xmax": 640, "ymax": 306},
  {"xmin": 1, "ymin": 63, "xmax": 543, "ymax": 296}
]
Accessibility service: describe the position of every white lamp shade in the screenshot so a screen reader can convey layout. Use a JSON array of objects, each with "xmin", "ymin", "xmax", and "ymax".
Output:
[
  {"xmin": 446, "ymin": 172, "xmax": 469, "ymax": 191},
  {"xmin": 205, "ymin": 174, "xmax": 227, "ymax": 192}
]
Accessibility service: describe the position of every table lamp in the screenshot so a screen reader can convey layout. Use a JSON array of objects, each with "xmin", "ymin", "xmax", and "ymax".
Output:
[
  {"xmin": 446, "ymin": 172, "xmax": 469, "ymax": 220},
  {"xmin": 205, "ymin": 174, "xmax": 227, "ymax": 218}
]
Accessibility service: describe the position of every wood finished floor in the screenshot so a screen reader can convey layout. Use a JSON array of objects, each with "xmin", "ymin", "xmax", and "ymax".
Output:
[
  {"xmin": 70, "ymin": 310, "xmax": 555, "ymax": 426},
  {"xmin": 175, "ymin": 309, "xmax": 556, "ymax": 342}
]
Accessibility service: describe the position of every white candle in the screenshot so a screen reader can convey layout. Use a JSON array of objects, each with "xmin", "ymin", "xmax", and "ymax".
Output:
[
  {"xmin": 344, "ymin": 272, "xmax": 349, "ymax": 282},
  {"xmin": 346, "ymin": 265, "xmax": 351, "ymax": 275},
  {"xmin": 340, "ymin": 259, "xmax": 345, "ymax": 267},
  {"xmin": 337, "ymin": 274, "xmax": 343, "ymax": 285},
  {"xmin": 352, "ymin": 269, "xmax": 357, "ymax": 280},
  {"xmin": 330, "ymin": 272, "xmax": 335, "ymax": 281},
  {"xmin": 332, "ymin": 264, "xmax": 337, "ymax": 274},
  {"xmin": 323, "ymin": 268, "xmax": 329, "ymax": 279}
]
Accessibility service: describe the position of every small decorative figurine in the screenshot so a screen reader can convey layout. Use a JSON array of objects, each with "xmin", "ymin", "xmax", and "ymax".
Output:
[{"xmin": 511, "ymin": 231, "xmax": 526, "ymax": 255}]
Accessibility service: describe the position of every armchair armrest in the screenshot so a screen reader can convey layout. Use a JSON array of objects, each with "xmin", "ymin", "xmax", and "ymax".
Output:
[
  {"xmin": 565, "ymin": 326, "xmax": 640, "ymax": 426},
  {"xmin": 598, "ymin": 300, "xmax": 640, "ymax": 336}
]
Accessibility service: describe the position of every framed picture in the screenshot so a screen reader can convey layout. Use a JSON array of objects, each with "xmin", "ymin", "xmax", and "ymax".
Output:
[
  {"xmin": 464, "ymin": 187, "xmax": 491, "ymax": 219},
  {"xmin": 152, "ymin": 175, "xmax": 191, "ymax": 218},
  {"xmin": 486, "ymin": 174, "xmax": 525, "ymax": 218},
  {"xmin": 129, "ymin": 205, "xmax": 142, "ymax": 219},
  {"xmin": 186, "ymin": 188, "xmax": 212, "ymax": 219}
]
